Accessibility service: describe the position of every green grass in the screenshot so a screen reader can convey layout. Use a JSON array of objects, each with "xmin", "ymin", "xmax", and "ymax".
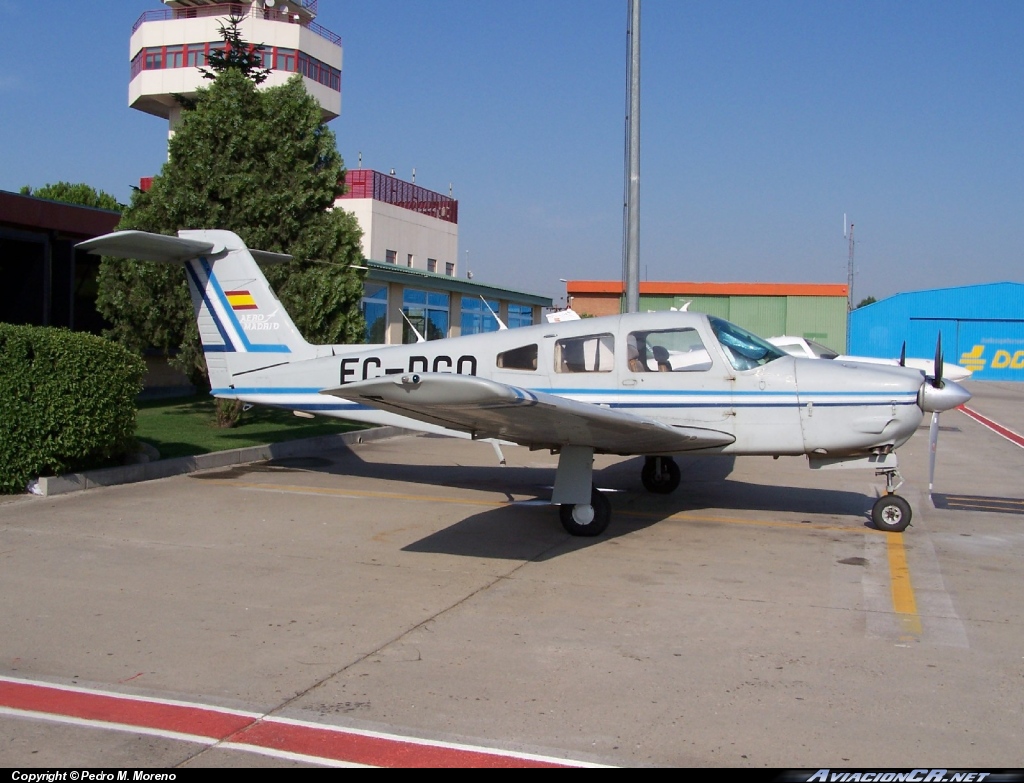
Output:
[{"xmin": 134, "ymin": 394, "xmax": 366, "ymax": 460}]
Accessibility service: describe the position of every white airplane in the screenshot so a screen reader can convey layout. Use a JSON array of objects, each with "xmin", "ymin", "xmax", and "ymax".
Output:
[
  {"xmin": 767, "ymin": 335, "xmax": 973, "ymax": 382},
  {"xmin": 79, "ymin": 230, "xmax": 971, "ymax": 537}
]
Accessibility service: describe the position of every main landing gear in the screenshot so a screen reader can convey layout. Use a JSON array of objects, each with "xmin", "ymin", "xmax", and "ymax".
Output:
[
  {"xmin": 552, "ymin": 451, "xmax": 682, "ymax": 537},
  {"xmin": 641, "ymin": 456, "xmax": 681, "ymax": 494},
  {"xmin": 559, "ymin": 485, "xmax": 611, "ymax": 537},
  {"xmin": 554, "ymin": 445, "xmax": 611, "ymax": 537},
  {"xmin": 872, "ymin": 466, "xmax": 912, "ymax": 532}
]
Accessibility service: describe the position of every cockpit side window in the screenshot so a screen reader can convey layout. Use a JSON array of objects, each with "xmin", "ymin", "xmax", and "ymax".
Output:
[
  {"xmin": 708, "ymin": 316, "xmax": 786, "ymax": 371},
  {"xmin": 806, "ymin": 339, "xmax": 839, "ymax": 360},
  {"xmin": 497, "ymin": 344, "xmax": 538, "ymax": 371},
  {"xmin": 628, "ymin": 329, "xmax": 713, "ymax": 372},
  {"xmin": 555, "ymin": 333, "xmax": 614, "ymax": 373}
]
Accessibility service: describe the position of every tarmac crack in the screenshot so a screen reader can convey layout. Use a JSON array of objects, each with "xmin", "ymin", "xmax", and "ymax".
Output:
[{"xmin": 183, "ymin": 536, "xmax": 569, "ymax": 766}]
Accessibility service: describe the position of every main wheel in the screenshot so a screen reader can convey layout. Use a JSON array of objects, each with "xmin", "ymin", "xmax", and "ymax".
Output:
[
  {"xmin": 559, "ymin": 486, "xmax": 611, "ymax": 537},
  {"xmin": 872, "ymin": 494, "xmax": 912, "ymax": 532},
  {"xmin": 641, "ymin": 456, "xmax": 681, "ymax": 494}
]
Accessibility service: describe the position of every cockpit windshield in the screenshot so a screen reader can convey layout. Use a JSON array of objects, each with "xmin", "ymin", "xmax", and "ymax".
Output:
[{"xmin": 708, "ymin": 316, "xmax": 787, "ymax": 371}]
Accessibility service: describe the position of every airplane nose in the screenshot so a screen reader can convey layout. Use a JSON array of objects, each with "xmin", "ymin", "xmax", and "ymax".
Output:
[{"xmin": 919, "ymin": 379, "xmax": 972, "ymax": 412}]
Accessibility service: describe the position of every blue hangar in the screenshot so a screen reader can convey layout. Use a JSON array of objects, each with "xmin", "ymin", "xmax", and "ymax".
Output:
[{"xmin": 849, "ymin": 282, "xmax": 1024, "ymax": 382}]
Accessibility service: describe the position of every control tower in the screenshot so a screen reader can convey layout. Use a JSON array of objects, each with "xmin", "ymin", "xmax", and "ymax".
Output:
[{"xmin": 129, "ymin": 1, "xmax": 342, "ymax": 136}]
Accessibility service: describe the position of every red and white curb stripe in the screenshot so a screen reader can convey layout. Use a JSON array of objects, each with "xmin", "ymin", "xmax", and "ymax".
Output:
[
  {"xmin": 959, "ymin": 405, "xmax": 1024, "ymax": 449},
  {"xmin": 0, "ymin": 676, "xmax": 605, "ymax": 767}
]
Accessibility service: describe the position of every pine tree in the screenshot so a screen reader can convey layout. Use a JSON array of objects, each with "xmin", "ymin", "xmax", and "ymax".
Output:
[
  {"xmin": 200, "ymin": 12, "xmax": 271, "ymax": 85},
  {"xmin": 96, "ymin": 70, "xmax": 364, "ymax": 390}
]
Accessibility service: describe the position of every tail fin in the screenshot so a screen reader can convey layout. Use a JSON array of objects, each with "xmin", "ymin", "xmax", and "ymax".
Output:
[{"xmin": 78, "ymin": 230, "xmax": 314, "ymax": 389}]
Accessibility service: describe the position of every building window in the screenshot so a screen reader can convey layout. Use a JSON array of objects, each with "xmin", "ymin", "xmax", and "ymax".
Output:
[
  {"xmin": 186, "ymin": 45, "xmax": 207, "ymax": 67},
  {"xmin": 166, "ymin": 46, "xmax": 184, "ymax": 69},
  {"xmin": 461, "ymin": 297, "xmax": 500, "ymax": 336},
  {"xmin": 427, "ymin": 258, "xmax": 437, "ymax": 273},
  {"xmin": 276, "ymin": 48, "xmax": 295, "ymax": 72},
  {"xmin": 361, "ymin": 283, "xmax": 388, "ymax": 344},
  {"xmin": 445, "ymin": 262, "xmax": 454, "ymax": 276},
  {"xmin": 407, "ymin": 253, "xmax": 414, "ymax": 268},
  {"xmin": 385, "ymin": 249, "xmax": 397, "ymax": 265},
  {"xmin": 507, "ymin": 303, "xmax": 534, "ymax": 328},
  {"xmin": 403, "ymin": 289, "xmax": 449, "ymax": 342}
]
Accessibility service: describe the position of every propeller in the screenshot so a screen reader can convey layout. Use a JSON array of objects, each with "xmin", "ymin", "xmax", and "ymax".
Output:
[
  {"xmin": 928, "ymin": 411, "xmax": 940, "ymax": 492},
  {"xmin": 899, "ymin": 341, "xmax": 906, "ymax": 367},
  {"xmin": 926, "ymin": 333, "xmax": 945, "ymax": 493}
]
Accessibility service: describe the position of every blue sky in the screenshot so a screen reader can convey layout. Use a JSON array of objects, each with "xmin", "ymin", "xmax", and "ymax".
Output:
[{"xmin": 1, "ymin": 1, "xmax": 1021, "ymax": 305}]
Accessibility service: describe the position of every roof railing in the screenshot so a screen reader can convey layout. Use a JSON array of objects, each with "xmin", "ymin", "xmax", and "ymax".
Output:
[{"xmin": 132, "ymin": 3, "xmax": 339, "ymax": 46}]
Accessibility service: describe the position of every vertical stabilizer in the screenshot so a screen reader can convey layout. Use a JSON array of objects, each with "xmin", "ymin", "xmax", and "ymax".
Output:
[
  {"xmin": 77, "ymin": 229, "xmax": 315, "ymax": 391},
  {"xmin": 178, "ymin": 231, "xmax": 313, "ymax": 390}
]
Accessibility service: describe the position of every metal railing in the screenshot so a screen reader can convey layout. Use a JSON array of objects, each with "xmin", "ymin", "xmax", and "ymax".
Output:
[
  {"xmin": 340, "ymin": 171, "xmax": 459, "ymax": 225},
  {"xmin": 132, "ymin": 3, "xmax": 339, "ymax": 46}
]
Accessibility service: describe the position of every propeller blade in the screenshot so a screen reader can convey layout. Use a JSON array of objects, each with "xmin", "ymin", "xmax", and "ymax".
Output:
[
  {"xmin": 899, "ymin": 341, "xmax": 906, "ymax": 367},
  {"xmin": 932, "ymin": 333, "xmax": 944, "ymax": 388},
  {"xmin": 928, "ymin": 411, "xmax": 940, "ymax": 493}
]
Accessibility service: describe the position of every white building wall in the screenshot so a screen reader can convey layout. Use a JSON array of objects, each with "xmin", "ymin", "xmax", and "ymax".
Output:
[{"xmin": 339, "ymin": 199, "xmax": 459, "ymax": 275}]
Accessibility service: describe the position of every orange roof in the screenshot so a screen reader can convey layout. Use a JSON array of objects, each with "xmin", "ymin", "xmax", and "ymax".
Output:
[{"xmin": 567, "ymin": 280, "xmax": 848, "ymax": 297}]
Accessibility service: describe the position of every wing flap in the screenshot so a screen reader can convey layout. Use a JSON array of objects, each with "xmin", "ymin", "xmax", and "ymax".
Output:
[{"xmin": 321, "ymin": 373, "xmax": 733, "ymax": 454}]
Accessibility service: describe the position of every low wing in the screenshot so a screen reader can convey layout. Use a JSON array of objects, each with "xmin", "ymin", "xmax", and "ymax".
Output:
[{"xmin": 320, "ymin": 373, "xmax": 734, "ymax": 455}]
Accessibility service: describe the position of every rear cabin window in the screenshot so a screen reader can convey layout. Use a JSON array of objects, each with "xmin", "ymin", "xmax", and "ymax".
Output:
[
  {"xmin": 628, "ymin": 328, "xmax": 713, "ymax": 372},
  {"xmin": 497, "ymin": 344, "xmax": 538, "ymax": 370},
  {"xmin": 555, "ymin": 334, "xmax": 614, "ymax": 373}
]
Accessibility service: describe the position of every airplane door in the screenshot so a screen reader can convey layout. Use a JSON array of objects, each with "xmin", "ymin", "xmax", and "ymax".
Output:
[
  {"xmin": 620, "ymin": 325, "xmax": 736, "ymax": 439},
  {"xmin": 704, "ymin": 316, "xmax": 802, "ymax": 454},
  {"xmin": 730, "ymin": 355, "xmax": 803, "ymax": 453}
]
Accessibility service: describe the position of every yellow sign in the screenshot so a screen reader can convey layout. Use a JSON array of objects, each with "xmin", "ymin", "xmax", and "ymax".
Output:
[
  {"xmin": 959, "ymin": 345, "xmax": 986, "ymax": 372},
  {"xmin": 959, "ymin": 344, "xmax": 1024, "ymax": 372}
]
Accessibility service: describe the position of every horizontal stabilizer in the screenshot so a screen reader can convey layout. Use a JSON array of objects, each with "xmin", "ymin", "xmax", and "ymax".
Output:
[{"xmin": 77, "ymin": 231, "xmax": 218, "ymax": 263}]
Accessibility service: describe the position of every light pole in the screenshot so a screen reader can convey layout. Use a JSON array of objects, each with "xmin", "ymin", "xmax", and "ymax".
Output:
[{"xmin": 559, "ymin": 278, "xmax": 572, "ymax": 311}]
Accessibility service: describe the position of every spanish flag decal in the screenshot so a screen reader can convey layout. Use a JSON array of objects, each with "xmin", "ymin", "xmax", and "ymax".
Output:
[{"xmin": 226, "ymin": 290, "xmax": 258, "ymax": 311}]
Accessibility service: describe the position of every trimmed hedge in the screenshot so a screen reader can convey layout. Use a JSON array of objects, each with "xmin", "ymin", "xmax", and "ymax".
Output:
[{"xmin": 0, "ymin": 324, "xmax": 146, "ymax": 494}]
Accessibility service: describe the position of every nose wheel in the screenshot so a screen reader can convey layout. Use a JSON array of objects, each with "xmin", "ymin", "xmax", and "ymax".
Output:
[
  {"xmin": 872, "ymin": 494, "xmax": 912, "ymax": 532},
  {"xmin": 873, "ymin": 466, "xmax": 912, "ymax": 532}
]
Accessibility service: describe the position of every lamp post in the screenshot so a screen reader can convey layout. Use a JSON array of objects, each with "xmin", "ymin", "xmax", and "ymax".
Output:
[{"xmin": 559, "ymin": 278, "xmax": 572, "ymax": 310}]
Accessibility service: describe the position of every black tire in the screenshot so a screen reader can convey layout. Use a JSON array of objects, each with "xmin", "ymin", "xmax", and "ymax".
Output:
[
  {"xmin": 641, "ymin": 456, "xmax": 681, "ymax": 494},
  {"xmin": 872, "ymin": 495, "xmax": 912, "ymax": 532},
  {"xmin": 559, "ymin": 486, "xmax": 611, "ymax": 537}
]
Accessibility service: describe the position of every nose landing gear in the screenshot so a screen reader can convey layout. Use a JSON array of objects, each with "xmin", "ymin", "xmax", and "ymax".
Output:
[{"xmin": 872, "ymin": 466, "xmax": 912, "ymax": 532}]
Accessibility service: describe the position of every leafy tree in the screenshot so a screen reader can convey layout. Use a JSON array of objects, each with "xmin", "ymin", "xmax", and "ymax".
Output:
[
  {"xmin": 856, "ymin": 296, "xmax": 877, "ymax": 308},
  {"xmin": 200, "ymin": 12, "xmax": 271, "ymax": 85},
  {"xmin": 20, "ymin": 182, "xmax": 122, "ymax": 211},
  {"xmin": 96, "ymin": 69, "xmax": 365, "ymax": 396}
]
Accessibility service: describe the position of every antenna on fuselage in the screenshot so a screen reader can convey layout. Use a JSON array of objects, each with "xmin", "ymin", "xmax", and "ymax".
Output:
[
  {"xmin": 400, "ymin": 310, "xmax": 426, "ymax": 343},
  {"xmin": 480, "ymin": 296, "xmax": 508, "ymax": 330}
]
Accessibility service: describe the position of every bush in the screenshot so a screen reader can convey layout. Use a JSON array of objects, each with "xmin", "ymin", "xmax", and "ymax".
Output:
[{"xmin": 0, "ymin": 324, "xmax": 146, "ymax": 493}]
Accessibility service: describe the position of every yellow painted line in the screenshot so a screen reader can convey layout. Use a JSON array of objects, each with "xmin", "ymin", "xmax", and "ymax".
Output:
[{"xmin": 886, "ymin": 532, "xmax": 922, "ymax": 639}]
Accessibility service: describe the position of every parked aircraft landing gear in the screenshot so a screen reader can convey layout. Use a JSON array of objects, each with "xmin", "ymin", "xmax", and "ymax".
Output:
[
  {"xmin": 641, "ymin": 456, "xmax": 680, "ymax": 494},
  {"xmin": 559, "ymin": 486, "xmax": 611, "ymax": 537},
  {"xmin": 872, "ymin": 466, "xmax": 911, "ymax": 532}
]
